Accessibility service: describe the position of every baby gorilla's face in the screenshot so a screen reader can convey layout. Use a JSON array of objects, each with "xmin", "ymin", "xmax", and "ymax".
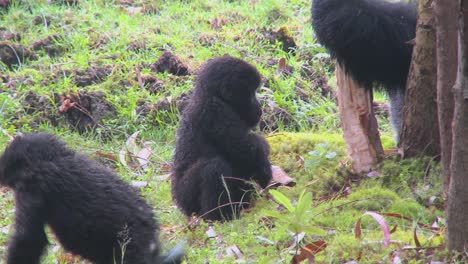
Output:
[
  {"xmin": 233, "ymin": 85, "xmax": 262, "ymax": 128},
  {"xmin": 246, "ymin": 93, "xmax": 262, "ymax": 127}
]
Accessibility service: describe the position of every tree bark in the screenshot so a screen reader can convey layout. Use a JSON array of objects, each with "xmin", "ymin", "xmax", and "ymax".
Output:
[
  {"xmin": 447, "ymin": 0, "xmax": 468, "ymax": 253},
  {"xmin": 434, "ymin": 0, "xmax": 457, "ymax": 198},
  {"xmin": 335, "ymin": 65, "xmax": 383, "ymax": 172},
  {"xmin": 400, "ymin": 0, "xmax": 440, "ymax": 158}
]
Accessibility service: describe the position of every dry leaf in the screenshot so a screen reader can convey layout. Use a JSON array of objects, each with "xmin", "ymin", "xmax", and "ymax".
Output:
[
  {"xmin": 206, "ymin": 226, "xmax": 217, "ymax": 238},
  {"xmin": 124, "ymin": 6, "xmax": 143, "ymax": 14},
  {"xmin": 278, "ymin": 57, "xmax": 287, "ymax": 75},
  {"xmin": 136, "ymin": 144, "xmax": 152, "ymax": 170},
  {"xmin": 268, "ymin": 165, "xmax": 296, "ymax": 188},
  {"xmin": 93, "ymin": 151, "xmax": 118, "ymax": 162},
  {"xmin": 290, "ymin": 241, "xmax": 327, "ymax": 264},
  {"xmin": 131, "ymin": 181, "xmax": 148, "ymax": 189},
  {"xmin": 226, "ymin": 245, "xmax": 244, "ymax": 260}
]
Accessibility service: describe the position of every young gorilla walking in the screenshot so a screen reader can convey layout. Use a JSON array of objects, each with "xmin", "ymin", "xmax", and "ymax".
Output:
[
  {"xmin": 311, "ymin": 0, "xmax": 417, "ymax": 142},
  {"xmin": 0, "ymin": 133, "xmax": 184, "ymax": 264},
  {"xmin": 172, "ymin": 55, "xmax": 272, "ymax": 221}
]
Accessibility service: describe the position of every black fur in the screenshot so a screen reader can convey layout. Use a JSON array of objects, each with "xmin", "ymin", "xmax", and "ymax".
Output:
[
  {"xmin": 0, "ymin": 133, "xmax": 184, "ymax": 264},
  {"xmin": 311, "ymin": 0, "xmax": 417, "ymax": 141},
  {"xmin": 171, "ymin": 55, "xmax": 272, "ymax": 221}
]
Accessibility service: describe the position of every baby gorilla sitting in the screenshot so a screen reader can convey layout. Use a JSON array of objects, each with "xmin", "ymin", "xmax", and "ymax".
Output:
[
  {"xmin": 172, "ymin": 55, "xmax": 272, "ymax": 221},
  {"xmin": 0, "ymin": 133, "xmax": 184, "ymax": 264}
]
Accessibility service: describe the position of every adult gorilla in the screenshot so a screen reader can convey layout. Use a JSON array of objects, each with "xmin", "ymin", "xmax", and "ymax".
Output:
[{"xmin": 311, "ymin": 0, "xmax": 417, "ymax": 142}]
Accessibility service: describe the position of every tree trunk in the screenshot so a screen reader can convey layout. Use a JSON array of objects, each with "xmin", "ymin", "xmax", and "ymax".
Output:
[
  {"xmin": 400, "ymin": 0, "xmax": 440, "ymax": 158},
  {"xmin": 335, "ymin": 65, "xmax": 383, "ymax": 172},
  {"xmin": 447, "ymin": 0, "xmax": 468, "ymax": 253},
  {"xmin": 434, "ymin": 0, "xmax": 457, "ymax": 199}
]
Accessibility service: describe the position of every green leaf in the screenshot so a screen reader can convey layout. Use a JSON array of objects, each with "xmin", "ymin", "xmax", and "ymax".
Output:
[
  {"xmin": 269, "ymin": 189, "xmax": 295, "ymax": 213},
  {"xmin": 295, "ymin": 191, "xmax": 312, "ymax": 220},
  {"xmin": 301, "ymin": 226, "xmax": 327, "ymax": 236},
  {"xmin": 262, "ymin": 210, "xmax": 289, "ymax": 222}
]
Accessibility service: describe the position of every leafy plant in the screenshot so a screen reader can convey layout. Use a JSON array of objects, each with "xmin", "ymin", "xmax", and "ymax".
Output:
[{"xmin": 263, "ymin": 189, "xmax": 326, "ymax": 236}]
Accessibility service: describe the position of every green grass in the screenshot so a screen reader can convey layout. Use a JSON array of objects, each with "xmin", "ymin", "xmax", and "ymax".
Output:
[{"xmin": 0, "ymin": 0, "xmax": 445, "ymax": 263}]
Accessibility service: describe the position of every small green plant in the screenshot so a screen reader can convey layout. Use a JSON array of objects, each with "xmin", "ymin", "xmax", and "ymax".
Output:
[
  {"xmin": 263, "ymin": 189, "xmax": 326, "ymax": 236},
  {"xmin": 305, "ymin": 142, "xmax": 338, "ymax": 171}
]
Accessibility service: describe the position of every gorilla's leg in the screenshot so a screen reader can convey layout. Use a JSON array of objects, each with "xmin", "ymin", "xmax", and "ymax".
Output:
[
  {"xmin": 388, "ymin": 88, "xmax": 405, "ymax": 144},
  {"xmin": 184, "ymin": 157, "xmax": 252, "ymax": 221},
  {"xmin": 172, "ymin": 164, "xmax": 203, "ymax": 218}
]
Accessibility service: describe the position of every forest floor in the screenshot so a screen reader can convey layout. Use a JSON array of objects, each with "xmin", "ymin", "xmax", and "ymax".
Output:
[{"xmin": 0, "ymin": 0, "xmax": 446, "ymax": 263}]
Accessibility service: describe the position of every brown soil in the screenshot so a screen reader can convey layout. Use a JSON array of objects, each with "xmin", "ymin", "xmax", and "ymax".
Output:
[
  {"xmin": 275, "ymin": 27, "xmax": 297, "ymax": 54},
  {"xmin": 30, "ymin": 34, "xmax": 65, "ymax": 57},
  {"xmin": 139, "ymin": 74, "xmax": 165, "ymax": 94},
  {"xmin": 150, "ymin": 51, "xmax": 190, "ymax": 76},
  {"xmin": 71, "ymin": 66, "xmax": 112, "ymax": 87},
  {"xmin": 0, "ymin": 28, "xmax": 21, "ymax": 41},
  {"xmin": 3, "ymin": 76, "xmax": 35, "ymax": 91},
  {"xmin": 18, "ymin": 91, "xmax": 117, "ymax": 134},
  {"xmin": 22, "ymin": 91, "xmax": 62, "ymax": 127},
  {"xmin": 59, "ymin": 91, "xmax": 117, "ymax": 133},
  {"xmin": 33, "ymin": 15, "xmax": 53, "ymax": 26},
  {"xmin": 259, "ymin": 27, "xmax": 297, "ymax": 54},
  {"xmin": 0, "ymin": 42, "xmax": 37, "ymax": 69}
]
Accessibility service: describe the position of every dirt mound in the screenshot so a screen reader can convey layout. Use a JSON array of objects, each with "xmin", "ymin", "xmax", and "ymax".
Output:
[
  {"xmin": 259, "ymin": 26, "xmax": 297, "ymax": 54},
  {"xmin": 59, "ymin": 91, "xmax": 117, "ymax": 133},
  {"xmin": 150, "ymin": 51, "xmax": 190, "ymax": 76},
  {"xmin": 71, "ymin": 66, "xmax": 111, "ymax": 87},
  {"xmin": 0, "ymin": 28, "xmax": 20, "ymax": 41},
  {"xmin": 18, "ymin": 91, "xmax": 117, "ymax": 134},
  {"xmin": 30, "ymin": 34, "xmax": 66, "ymax": 57},
  {"xmin": 274, "ymin": 27, "xmax": 297, "ymax": 54},
  {"xmin": 22, "ymin": 91, "xmax": 62, "ymax": 127},
  {"xmin": 0, "ymin": 42, "xmax": 37, "ymax": 68},
  {"xmin": 139, "ymin": 74, "xmax": 165, "ymax": 94}
]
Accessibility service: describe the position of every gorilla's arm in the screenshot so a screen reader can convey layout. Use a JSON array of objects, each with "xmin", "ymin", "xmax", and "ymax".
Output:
[
  {"xmin": 7, "ymin": 191, "xmax": 48, "ymax": 264},
  {"xmin": 203, "ymin": 97, "xmax": 272, "ymax": 185}
]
